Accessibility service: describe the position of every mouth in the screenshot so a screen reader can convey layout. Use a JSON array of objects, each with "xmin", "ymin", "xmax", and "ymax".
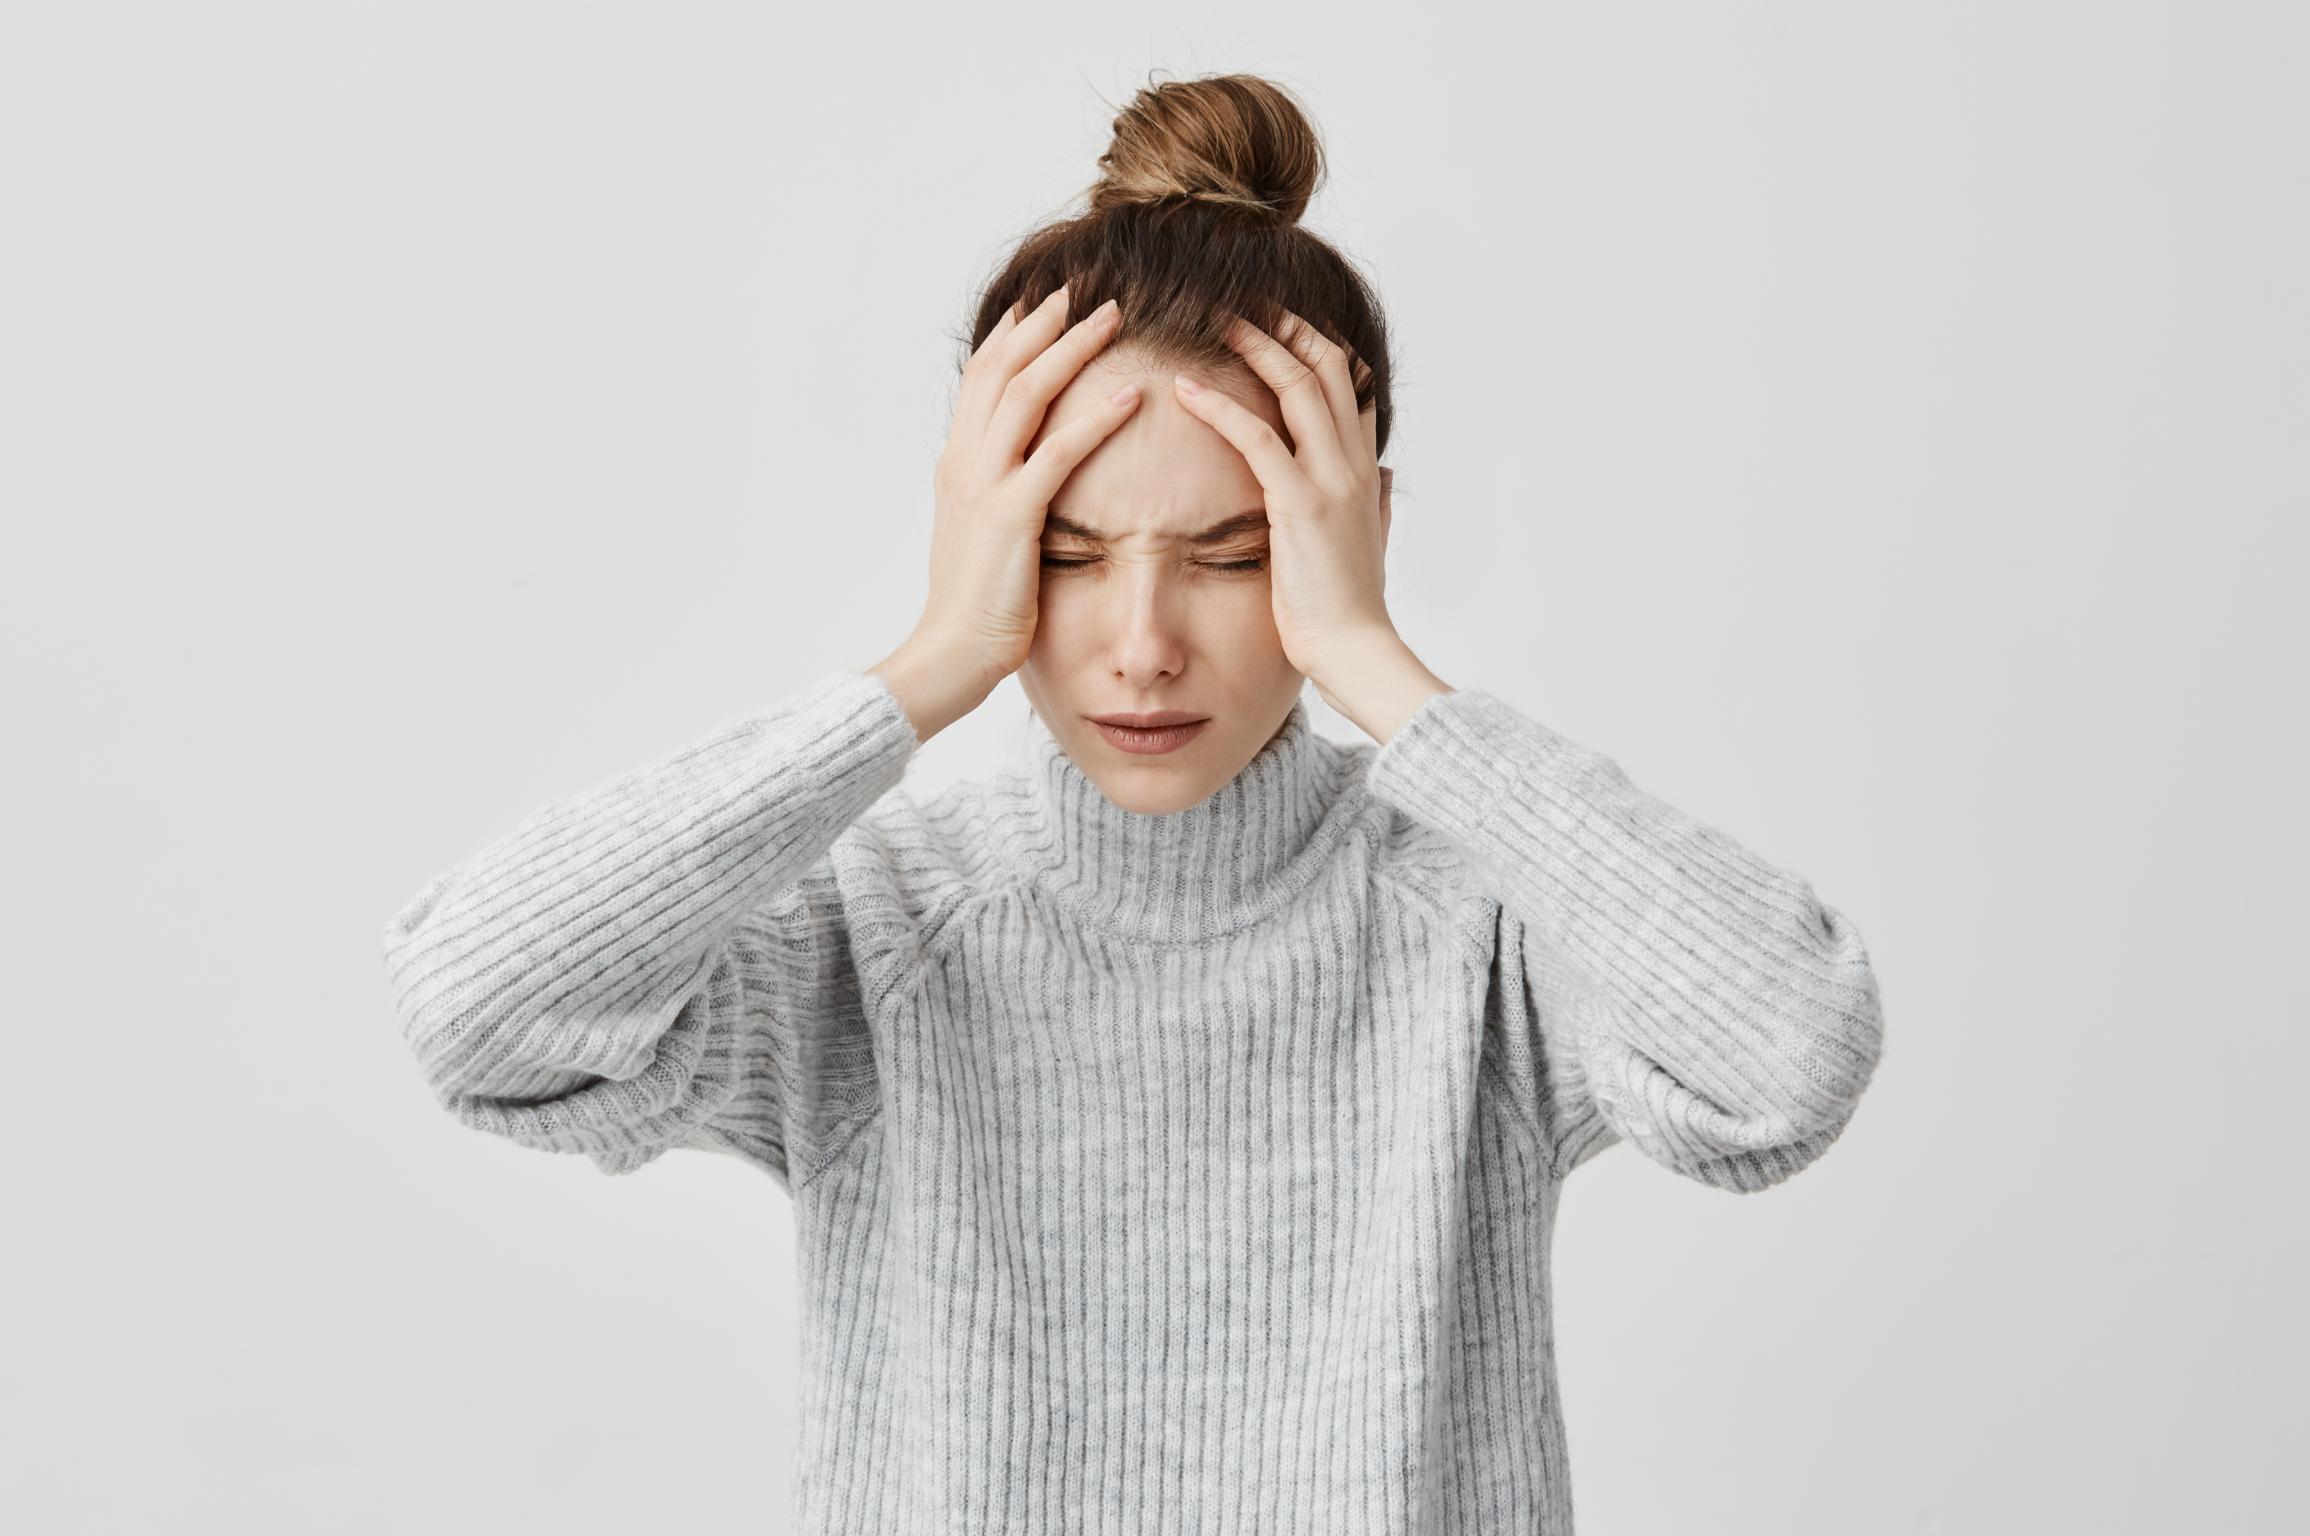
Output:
[{"xmin": 1086, "ymin": 711, "xmax": 1211, "ymax": 755}]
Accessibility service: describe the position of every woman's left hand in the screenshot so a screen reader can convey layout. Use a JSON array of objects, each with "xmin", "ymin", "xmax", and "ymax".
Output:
[{"xmin": 1172, "ymin": 315, "xmax": 1451, "ymax": 743}]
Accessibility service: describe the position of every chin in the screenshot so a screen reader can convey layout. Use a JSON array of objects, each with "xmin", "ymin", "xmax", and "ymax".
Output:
[{"xmin": 1078, "ymin": 753, "xmax": 1229, "ymax": 816}]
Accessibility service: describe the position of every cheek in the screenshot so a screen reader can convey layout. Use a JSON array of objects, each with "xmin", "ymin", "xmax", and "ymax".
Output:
[
  {"xmin": 1189, "ymin": 579, "xmax": 1286, "ymax": 664},
  {"xmin": 1183, "ymin": 579, "xmax": 1298, "ymax": 716},
  {"xmin": 1025, "ymin": 574, "xmax": 1098, "ymax": 668}
]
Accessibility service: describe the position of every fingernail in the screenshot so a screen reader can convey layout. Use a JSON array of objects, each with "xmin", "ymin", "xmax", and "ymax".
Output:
[
  {"xmin": 1092, "ymin": 299, "xmax": 1119, "ymax": 326},
  {"xmin": 1175, "ymin": 375, "xmax": 1205, "ymax": 394},
  {"xmin": 1109, "ymin": 383, "xmax": 1139, "ymax": 406}
]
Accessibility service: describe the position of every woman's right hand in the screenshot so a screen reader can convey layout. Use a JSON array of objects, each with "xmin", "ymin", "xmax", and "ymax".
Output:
[{"xmin": 871, "ymin": 289, "xmax": 1140, "ymax": 742}]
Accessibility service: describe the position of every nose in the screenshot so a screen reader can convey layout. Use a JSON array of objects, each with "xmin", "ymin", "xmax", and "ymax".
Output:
[{"xmin": 1105, "ymin": 563, "xmax": 1187, "ymax": 689}]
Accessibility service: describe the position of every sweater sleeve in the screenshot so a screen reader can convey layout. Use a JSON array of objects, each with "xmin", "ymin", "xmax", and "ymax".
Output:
[
  {"xmin": 381, "ymin": 671, "xmax": 918, "ymax": 1179},
  {"xmin": 1368, "ymin": 690, "xmax": 1882, "ymax": 1192}
]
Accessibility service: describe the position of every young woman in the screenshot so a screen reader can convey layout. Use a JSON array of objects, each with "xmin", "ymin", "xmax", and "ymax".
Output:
[{"xmin": 386, "ymin": 75, "xmax": 1882, "ymax": 1534}]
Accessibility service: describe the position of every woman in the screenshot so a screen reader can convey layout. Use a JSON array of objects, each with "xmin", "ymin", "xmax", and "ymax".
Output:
[{"xmin": 386, "ymin": 74, "xmax": 1882, "ymax": 1533}]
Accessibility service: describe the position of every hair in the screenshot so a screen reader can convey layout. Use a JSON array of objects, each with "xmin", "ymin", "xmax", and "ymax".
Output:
[{"xmin": 971, "ymin": 74, "xmax": 1396, "ymax": 456}]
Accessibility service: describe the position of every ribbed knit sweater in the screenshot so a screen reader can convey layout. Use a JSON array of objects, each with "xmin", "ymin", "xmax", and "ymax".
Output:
[{"xmin": 385, "ymin": 673, "xmax": 1881, "ymax": 1534}]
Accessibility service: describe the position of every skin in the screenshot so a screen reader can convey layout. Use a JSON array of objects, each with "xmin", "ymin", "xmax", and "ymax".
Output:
[{"xmin": 872, "ymin": 287, "xmax": 1451, "ymax": 814}]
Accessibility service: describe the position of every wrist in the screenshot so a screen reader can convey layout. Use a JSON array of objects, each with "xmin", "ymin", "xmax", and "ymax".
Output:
[
  {"xmin": 869, "ymin": 629, "xmax": 1008, "ymax": 744},
  {"xmin": 1299, "ymin": 626, "xmax": 1451, "ymax": 745}
]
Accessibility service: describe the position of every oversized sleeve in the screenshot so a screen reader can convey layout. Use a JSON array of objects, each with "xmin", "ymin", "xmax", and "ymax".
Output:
[
  {"xmin": 1369, "ymin": 690, "xmax": 1883, "ymax": 1192},
  {"xmin": 381, "ymin": 671, "xmax": 918, "ymax": 1180}
]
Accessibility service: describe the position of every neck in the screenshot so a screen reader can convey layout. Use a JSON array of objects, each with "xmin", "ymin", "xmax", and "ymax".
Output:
[{"xmin": 1013, "ymin": 702, "xmax": 1363, "ymax": 943}]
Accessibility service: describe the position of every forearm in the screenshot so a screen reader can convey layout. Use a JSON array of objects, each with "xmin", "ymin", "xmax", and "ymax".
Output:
[
  {"xmin": 384, "ymin": 672, "xmax": 915, "ymax": 1099},
  {"xmin": 1371, "ymin": 690, "xmax": 1882, "ymax": 1138}
]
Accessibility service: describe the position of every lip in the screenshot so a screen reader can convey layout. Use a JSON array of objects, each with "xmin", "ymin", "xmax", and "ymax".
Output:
[{"xmin": 1086, "ymin": 711, "xmax": 1211, "ymax": 755}]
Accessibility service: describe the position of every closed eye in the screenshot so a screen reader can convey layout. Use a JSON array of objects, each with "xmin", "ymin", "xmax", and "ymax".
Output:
[
  {"xmin": 1197, "ymin": 555, "xmax": 1267, "ymax": 573},
  {"xmin": 1040, "ymin": 552, "xmax": 1100, "ymax": 571}
]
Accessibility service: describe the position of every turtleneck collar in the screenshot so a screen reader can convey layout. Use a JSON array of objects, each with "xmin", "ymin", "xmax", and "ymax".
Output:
[{"xmin": 1013, "ymin": 702, "xmax": 1365, "ymax": 944}]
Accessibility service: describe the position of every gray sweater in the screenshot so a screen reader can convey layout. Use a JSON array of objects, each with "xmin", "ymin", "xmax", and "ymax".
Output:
[{"xmin": 385, "ymin": 673, "xmax": 1881, "ymax": 1533}]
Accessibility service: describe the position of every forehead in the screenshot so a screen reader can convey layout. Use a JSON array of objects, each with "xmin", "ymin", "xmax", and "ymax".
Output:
[{"xmin": 1033, "ymin": 354, "xmax": 1285, "ymax": 539}]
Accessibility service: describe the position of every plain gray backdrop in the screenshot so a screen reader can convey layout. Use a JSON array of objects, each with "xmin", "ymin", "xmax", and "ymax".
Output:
[{"xmin": 3, "ymin": 2, "xmax": 2303, "ymax": 1531}]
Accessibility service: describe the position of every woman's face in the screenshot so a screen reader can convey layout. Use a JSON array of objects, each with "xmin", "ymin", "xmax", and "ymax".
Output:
[{"xmin": 1019, "ymin": 353, "xmax": 1304, "ymax": 815}]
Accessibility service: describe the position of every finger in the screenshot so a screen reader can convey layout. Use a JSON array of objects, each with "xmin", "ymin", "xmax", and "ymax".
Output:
[
  {"xmin": 973, "ymin": 302, "xmax": 1021, "ymax": 363},
  {"xmin": 1271, "ymin": 311, "xmax": 1365, "ymax": 456},
  {"xmin": 987, "ymin": 298, "xmax": 1123, "ymax": 460},
  {"xmin": 1221, "ymin": 320, "xmax": 1346, "ymax": 476},
  {"xmin": 979, "ymin": 300, "xmax": 1023, "ymax": 352},
  {"xmin": 954, "ymin": 299, "xmax": 1029, "ymax": 437},
  {"xmin": 958, "ymin": 289, "xmax": 1070, "ymax": 436},
  {"xmin": 1346, "ymin": 352, "xmax": 1380, "ymax": 460},
  {"xmin": 1014, "ymin": 379, "xmax": 1142, "ymax": 507},
  {"xmin": 1173, "ymin": 373, "xmax": 1308, "ymax": 499},
  {"xmin": 958, "ymin": 299, "xmax": 1025, "ymax": 397}
]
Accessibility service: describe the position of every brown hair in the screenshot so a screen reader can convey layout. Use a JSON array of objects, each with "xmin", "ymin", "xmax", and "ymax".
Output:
[{"xmin": 970, "ymin": 74, "xmax": 1396, "ymax": 456}]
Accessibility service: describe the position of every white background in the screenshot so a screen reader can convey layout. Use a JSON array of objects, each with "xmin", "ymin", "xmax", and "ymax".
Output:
[{"xmin": 3, "ymin": 3, "xmax": 2303, "ymax": 1531}]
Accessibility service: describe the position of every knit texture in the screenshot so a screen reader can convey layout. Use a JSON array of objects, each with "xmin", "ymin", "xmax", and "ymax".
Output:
[{"xmin": 385, "ymin": 673, "xmax": 1882, "ymax": 1533}]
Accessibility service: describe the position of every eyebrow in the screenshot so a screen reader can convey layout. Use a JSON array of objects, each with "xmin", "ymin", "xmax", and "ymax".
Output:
[{"xmin": 1042, "ymin": 511, "xmax": 1270, "ymax": 545}]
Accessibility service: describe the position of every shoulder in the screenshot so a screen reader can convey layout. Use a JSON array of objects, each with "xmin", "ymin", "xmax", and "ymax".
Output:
[
  {"xmin": 1314, "ymin": 731, "xmax": 1497, "ymax": 957},
  {"xmin": 1319, "ymin": 734, "xmax": 1495, "ymax": 971},
  {"xmin": 825, "ymin": 766, "xmax": 1041, "ymax": 946}
]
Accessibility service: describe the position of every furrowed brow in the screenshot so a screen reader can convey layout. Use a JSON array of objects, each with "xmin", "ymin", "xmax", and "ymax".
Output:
[
  {"xmin": 1188, "ymin": 512, "xmax": 1271, "ymax": 546},
  {"xmin": 1041, "ymin": 514, "xmax": 1107, "ymax": 542}
]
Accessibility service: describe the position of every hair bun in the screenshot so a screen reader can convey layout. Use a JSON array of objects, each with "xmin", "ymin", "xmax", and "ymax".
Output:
[{"xmin": 1089, "ymin": 75, "xmax": 1324, "ymax": 225}]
